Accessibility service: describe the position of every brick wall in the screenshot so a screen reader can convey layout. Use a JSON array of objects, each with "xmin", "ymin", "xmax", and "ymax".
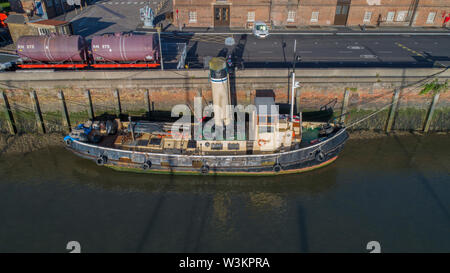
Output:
[
  {"xmin": 1, "ymin": 69, "xmax": 449, "ymax": 131},
  {"xmin": 346, "ymin": 0, "xmax": 449, "ymax": 27},
  {"xmin": 173, "ymin": 0, "xmax": 450, "ymax": 28},
  {"xmin": 7, "ymin": 22, "xmax": 38, "ymax": 44}
]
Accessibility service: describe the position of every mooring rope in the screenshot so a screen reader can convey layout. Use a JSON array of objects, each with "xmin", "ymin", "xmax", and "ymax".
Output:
[{"xmin": 343, "ymin": 75, "xmax": 443, "ymax": 129}]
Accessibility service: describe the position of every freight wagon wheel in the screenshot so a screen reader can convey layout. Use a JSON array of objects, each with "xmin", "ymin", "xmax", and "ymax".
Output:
[
  {"xmin": 315, "ymin": 151, "xmax": 325, "ymax": 162},
  {"xmin": 96, "ymin": 155, "xmax": 108, "ymax": 166},
  {"xmin": 142, "ymin": 161, "xmax": 152, "ymax": 170},
  {"xmin": 273, "ymin": 163, "xmax": 282, "ymax": 173},
  {"xmin": 200, "ymin": 165, "xmax": 210, "ymax": 175}
]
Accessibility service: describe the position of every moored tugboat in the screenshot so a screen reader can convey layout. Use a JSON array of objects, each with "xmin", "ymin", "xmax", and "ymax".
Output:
[{"xmin": 64, "ymin": 58, "xmax": 349, "ymax": 175}]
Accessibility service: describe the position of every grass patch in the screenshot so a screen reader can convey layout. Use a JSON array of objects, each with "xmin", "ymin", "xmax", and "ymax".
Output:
[{"xmin": 0, "ymin": 2, "xmax": 10, "ymax": 11}]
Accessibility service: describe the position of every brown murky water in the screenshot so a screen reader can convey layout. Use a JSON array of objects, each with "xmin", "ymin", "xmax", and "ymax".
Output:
[{"xmin": 0, "ymin": 134, "xmax": 449, "ymax": 252}]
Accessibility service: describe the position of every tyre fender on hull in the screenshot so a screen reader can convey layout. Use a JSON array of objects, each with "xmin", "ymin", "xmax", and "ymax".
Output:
[
  {"xmin": 200, "ymin": 165, "xmax": 210, "ymax": 174},
  {"xmin": 64, "ymin": 138, "xmax": 72, "ymax": 146},
  {"xmin": 96, "ymin": 155, "xmax": 108, "ymax": 166},
  {"xmin": 273, "ymin": 163, "xmax": 282, "ymax": 173},
  {"xmin": 315, "ymin": 150, "xmax": 325, "ymax": 162},
  {"xmin": 142, "ymin": 160, "xmax": 152, "ymax": 170}
]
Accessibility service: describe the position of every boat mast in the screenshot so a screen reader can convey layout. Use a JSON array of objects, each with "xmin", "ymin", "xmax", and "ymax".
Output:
[{"xmin": 290, "ymin": 40, "xmax": 297, "ymax": 121}]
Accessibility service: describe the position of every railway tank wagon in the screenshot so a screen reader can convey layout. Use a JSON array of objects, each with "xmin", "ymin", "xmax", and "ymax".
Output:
[
  {"xmin": 90, "ymin": 33, "xmax": 160, "ymax": 68},
  {"xmin": 16, "ymin": 35, "xmax": 88, "ymax": 69}
]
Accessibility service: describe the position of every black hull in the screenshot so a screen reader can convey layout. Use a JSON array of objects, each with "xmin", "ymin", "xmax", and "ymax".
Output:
[{"xmin": 65, "ymin": 128, "xmax": 349, "ymax": 176}]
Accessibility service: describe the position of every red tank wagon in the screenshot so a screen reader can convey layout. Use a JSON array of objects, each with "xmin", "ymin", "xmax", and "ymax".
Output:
[
  {"xmin": 90, "ymin": 33, "xmax": 160, "ymax": 68},
  {"xmin": 16, "ymin": 35, "xmax": 88, "ymax": 69}
]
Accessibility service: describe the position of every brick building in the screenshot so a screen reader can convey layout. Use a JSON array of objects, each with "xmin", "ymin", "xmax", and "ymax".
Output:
[
  {"xmin": 172, "ymin": 0, "xmax": 450, "ymax": 29},
  {"xmin": 8, "ymin": 0, "xmax": 85, "ymax": 19},
  {"xmin": 5, "ymin": 13, "xmax": 72, "ymax": 43}
]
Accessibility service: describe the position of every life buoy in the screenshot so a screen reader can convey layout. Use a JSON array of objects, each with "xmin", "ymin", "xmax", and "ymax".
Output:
[
  {"xmin": 142, "ymin": 160, "xmax": 152, "ymax": 170},
  {"xmin": 96, "ymin": 155, "xmax": 108, "ymax": 166},
  {"xmin": 258, "ymin": 139, "xmax": 269, "ymax": 146},
  {"xmin": 273, "ymin": 163, "xmax": 282, "ymax": 173},
  {"xmin": 200, "ymin": 164, "xmax": 210, "ymax": 174},
  {"xmin": 315, "ymin": 151, "xmax": 325, "ymax": 162}
]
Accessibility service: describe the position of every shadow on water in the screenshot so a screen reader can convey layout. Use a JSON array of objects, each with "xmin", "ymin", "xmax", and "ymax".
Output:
[
  {"xmin": 393, "ymin": 135, "xmax": 450, "ymax": 225},
  {"xmin": 297, "ymin": 204, "xmax": 309, "ymax": 253},
  {"xmin": 135, "ymin": 174, "xmax": 173, "ymax": 253},
  {"xmin": 1, "ymin": 134, "xmax": 449, "ymax": 252}
]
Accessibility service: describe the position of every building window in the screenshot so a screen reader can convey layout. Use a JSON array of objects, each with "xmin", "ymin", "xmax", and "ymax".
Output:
[
  {"xmin": 396, "ymin": 11, "xmax": 407, "ymax": 21},
  {"xmin": 310, "ymin": 11, "xmax": 318, "ymax": 23},
  {"xmin": 247, "ymin": 11, "xmax": 255, "ymax": 22},
  {"xmin": 426, "ymin": 12, "xmax": 436, "ymax": 24},
  {"xmin": 386, "ymin": 11, "xmax": 395, "ymax": 22},
  {"xmin": 38, "ymin": 28, "xmax": 51, "ymax": 35},
  {"xmin": 189, "ymin": 11, "xmax": 197, "ymax": 23},
  {"xmin": 288, "ymin": 10, "xmax": 296, "ymax": 22},
  {"xmin": 363, "ymin": 11, "xmax": 372, "ymax": 23}
]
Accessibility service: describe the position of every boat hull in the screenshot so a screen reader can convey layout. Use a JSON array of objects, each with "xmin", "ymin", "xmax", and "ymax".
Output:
[{"xmin": 65, "ymin": 128, "xmax": 349, "ymax": 176}]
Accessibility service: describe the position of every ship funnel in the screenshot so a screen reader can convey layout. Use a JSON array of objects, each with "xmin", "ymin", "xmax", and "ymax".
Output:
[{"xmin": 209, "ymin": 57, "xmax": 232, "ymax": 127}]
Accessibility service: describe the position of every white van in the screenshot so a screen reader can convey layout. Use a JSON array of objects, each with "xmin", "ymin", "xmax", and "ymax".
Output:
[{"xmin": 252, "ymin": 21, "xmax": 269, "ymax": 38}]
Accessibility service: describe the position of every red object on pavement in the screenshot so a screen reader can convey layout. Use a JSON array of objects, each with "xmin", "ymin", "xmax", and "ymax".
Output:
[
  {"xmin": 445, "ymin": 15, "xmax": 450, "ymax": 24},
  {"xmin": 0, "ymin": 13, "xmax": 7, "ymax": 28}
]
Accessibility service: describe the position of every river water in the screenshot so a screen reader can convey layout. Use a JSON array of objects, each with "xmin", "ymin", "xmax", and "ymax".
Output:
[{"xmin": 0, "ymin": 134, "xmax": 449, "ymax": 253}]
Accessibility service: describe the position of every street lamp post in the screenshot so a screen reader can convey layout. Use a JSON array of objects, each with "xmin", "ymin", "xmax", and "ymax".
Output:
[{"xmin": 157, "ymin": 27, "xmax": 164, "ymax": 70}]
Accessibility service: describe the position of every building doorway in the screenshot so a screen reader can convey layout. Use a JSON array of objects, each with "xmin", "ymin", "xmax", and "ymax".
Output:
[
  {"xmin": 214, "ymin": 5, "xmax": 230, "ymax": 27},
  {"xmin": 334, "ymin": 0, "xmax": 351, "ymax": 25}
]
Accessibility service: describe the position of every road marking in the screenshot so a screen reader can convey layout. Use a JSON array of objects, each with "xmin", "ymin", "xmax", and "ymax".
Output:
[
  {"xmin": 336, "ymin": 32, "xmax": 450, "ymax": 36},
  {"xmin": 395, "ymin": 42, "xmax": 447, "ymax": 68},
  {"xmin": 347, "ymin": 45, "xmax": 364, "ymax": 50},
  {"xmin": 360, "ymin": 54, "xmax": 377, "ymax": 59}
]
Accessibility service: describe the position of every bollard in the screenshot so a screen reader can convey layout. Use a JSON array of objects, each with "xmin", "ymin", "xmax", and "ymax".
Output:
[
  {"xmin": 340, "ymin": 89, "xmax": 350, "ymax": 123},
  {"xmin": 145, "ymin": 90, "xmax": 151, "ymax": 118},
  {"xmin": 58, "ymin": 91, "xmax": 71, "ymax": 132},
  {"xmin": 30, "ymin": 90, "xmax": 46, "ymax": 134},
  {"xmin": 0, "ymin": 91, "xmax": 17, "ymax": 135},
  {"xmin": 85, "ymin": 90, "xmax": 94, "ymax": 120},
  {"xmin": 386, "ymin": 89, "xmax": 400, "ymax": 133},
  {"xmin": 114, "ymin": 89, "xmax": 122, "ymax": 117},
  {"xmin": 423, "ymin": 93, "xmax": 440, "ymax": 133}
]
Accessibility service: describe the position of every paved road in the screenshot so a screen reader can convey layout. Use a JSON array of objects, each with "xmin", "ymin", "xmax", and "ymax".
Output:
[
  {"xmin": 31, "ymin": 1, "xmax": 450, "ymax": 69},
  {"xmin": 161, "ymin": 33, "xmax": 450, "ymax": 69},
  {"xmin": 57, "ymin": 0, "xmax": 168, "ymax": 38}
]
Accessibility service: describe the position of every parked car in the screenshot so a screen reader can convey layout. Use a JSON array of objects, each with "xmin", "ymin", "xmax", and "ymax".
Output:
[{"xmin": 252, "ymin": 21, "xmax": 269, "ymax": 38}]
